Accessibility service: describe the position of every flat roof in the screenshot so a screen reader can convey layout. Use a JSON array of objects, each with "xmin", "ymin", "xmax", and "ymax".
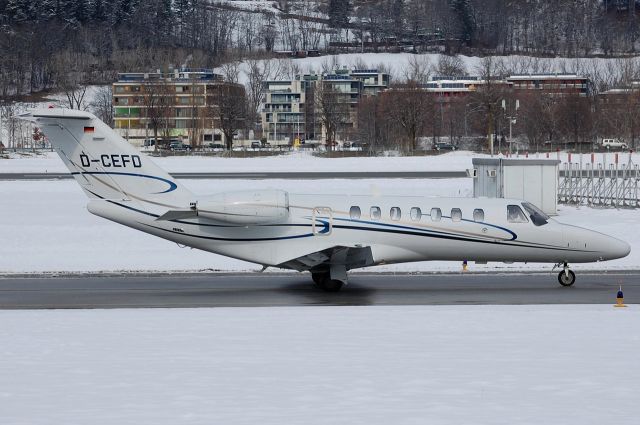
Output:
[
  {"xmin": 472, "ymin": 158, "xmax": 561, "ymax": 166},
  {"xmin": 508, "ymin": 74, "xmax": 586, "ymax": 81}
]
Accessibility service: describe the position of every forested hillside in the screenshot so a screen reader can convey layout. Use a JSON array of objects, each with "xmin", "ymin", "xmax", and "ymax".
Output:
[{"xmin": 1, "ymin": 0, "xmax": 640, "ymax": 97}]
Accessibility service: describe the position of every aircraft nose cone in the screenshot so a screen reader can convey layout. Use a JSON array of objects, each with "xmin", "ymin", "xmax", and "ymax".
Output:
[{"xmin": 602, "ymin": 236, "xmax": 631, "ymax": 260}]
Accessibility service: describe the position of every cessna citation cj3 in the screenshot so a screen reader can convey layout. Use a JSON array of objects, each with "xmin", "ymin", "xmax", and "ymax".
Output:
[{"xmin": 19, "ymin": 109, "xmax": 630, "ymax": 292}]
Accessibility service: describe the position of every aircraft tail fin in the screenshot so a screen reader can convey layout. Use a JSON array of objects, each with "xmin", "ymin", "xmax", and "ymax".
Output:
[{"xmin": 16, "ymin": 109, "xmax": 192, "ymax": 206}]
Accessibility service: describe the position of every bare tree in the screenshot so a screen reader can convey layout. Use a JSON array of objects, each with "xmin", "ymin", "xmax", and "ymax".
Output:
[
  {"xmin": 90, "ymin": 85, "xmax": 114, "ymax": 126},
  {"xmin": 240, "ymin": 13, "xmax": 260, "ymax": 52},
  {"xmin": 384, "ymin": 82, "xmax": 434, "ymax": 152},
  {"xmin": 245, "ymin": 59, "xmax": 284, "ymax": 138},
  {"xmin": 314, "ymin": 81, "xmax": 349, "ymax": 150},
  {"xmin": 471, "ymin": 57, "xmax": 508, "ymax": 153},
  {"xmin": 221, "ymin": 61, "xmax": 241, "ymax": 84},
  {"xmin": 434, "ymin": 55, "xmax": 467, "ymax": 77},
  {"xmin": 403, "ymin": 55, "xmax": 431, "ymax": 84},
  {"xmin": 143, "ymin": 82, "xmax": 174, "ymax": 151},
  {"xmin": 51, "ymin": 51, "xmax": 91, "ymax": 110},
  {"xmin": 208, "ymin": 83, "xmax": 247, "ymax": 150},
  {"xmin": 260, "ymin": 12, "xmax": 278, "ymax": 52},
  {"xmin": 557, "ymin": 93, "xmax": 593, "ymax": 151},
  {"xmin": 188, "ymin": 79, "xmax": 206, "ymax": 148}
]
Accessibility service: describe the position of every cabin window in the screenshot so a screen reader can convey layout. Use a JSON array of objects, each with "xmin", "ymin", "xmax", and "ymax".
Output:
[
  {"xmin": 349, "ymin": 206, "xmax": 361, "ymax": 220},
  {"xmin": 473, "ymin": 208, "xmax": 485, "ymax": 222},
  {"xmin": 410, "ymin": 207, "xmax": 422, "ymax": 221},
  {"xmin": 430, "ymin": 208, "xmax": 442, "ymax": 222},
  {"xmin": 370, "ymin": 206, "xmax": 381, "ymax": 220},
  {"xmin": 451, "ymin": 208, "xmax": 462, "ymax": 222},
  {"xmin": 507, "ymin": 205, "xmax": 529, "ymax": 223},
  {"xmin": 390, "ymin": 207, "xmax": 401, "ymax": 221}
]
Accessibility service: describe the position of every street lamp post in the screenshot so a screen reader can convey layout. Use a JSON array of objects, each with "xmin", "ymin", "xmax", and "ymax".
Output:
[{"xmin": 502, "ymin": 99, "xmax": 520, "ymax": 154}]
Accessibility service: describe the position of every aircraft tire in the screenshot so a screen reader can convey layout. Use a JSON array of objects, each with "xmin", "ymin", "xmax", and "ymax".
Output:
[
  {"xmin": 320, "ymin": 276, "xmax": 344, "ymax": 292},
  {"xmin": 558, "ymin": 270, "xmax": 576, "ymax": 287},
  {"xmin": 311, "ymin": 272, "xmax": 328, "ymax": 286}
]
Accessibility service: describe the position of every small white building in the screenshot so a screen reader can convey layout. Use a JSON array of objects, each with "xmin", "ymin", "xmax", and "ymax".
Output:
[{"xmin": 472, "ymin": 158, "xmax": 560, "ymax": 215}]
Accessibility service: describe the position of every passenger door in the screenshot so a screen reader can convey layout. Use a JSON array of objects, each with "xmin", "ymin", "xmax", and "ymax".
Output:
[{"xmin": 312, "ymin": 207, "xmax": 333, "ymax": 236}]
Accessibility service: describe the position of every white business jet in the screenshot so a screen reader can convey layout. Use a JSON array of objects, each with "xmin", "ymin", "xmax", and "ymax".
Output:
[{"xmin": 18, "ymin": 109, "xmax": 630, "ymax": 291}]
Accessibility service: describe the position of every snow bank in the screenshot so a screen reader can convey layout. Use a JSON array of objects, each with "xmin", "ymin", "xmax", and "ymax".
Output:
[{"xmin": 1, "ymin": 305, "xmax": 638, "ymax": 425}]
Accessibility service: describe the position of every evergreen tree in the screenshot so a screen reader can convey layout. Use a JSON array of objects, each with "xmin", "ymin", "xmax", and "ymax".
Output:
[
  {"xmin": 54, "ymin": 0, "xmax": 74, "ymax": 21},
  {"xmin": 450, "ymin": 0, "xmax": 475, "ymax": 45},
  {"xmin": 40, "ymin": 0, "xmax": 57, "ymax": 21},
  {"xmin": 174, "ymin": 0, "xmax": 192, "ymax": 24},
  {"xmin": 328, "ymin": 0, "xmax": 351, "ymax": 29},
  {"xmin": 73, "ymin": 0, "xmax": 89, "ymax": 24},
  {"xmin": 159, "ymin": 0, "xmax": 173, "ymax": 23},
  {"xmin": 6, "ymin": 0, "xmax": 36, "ymax": 23},
  {"xmin": 391, "ymin": 0, "xmax": 404, "ymax": 39},
  {"xmin": 156, "ymin": 0, "xmax": 174, "ymax": 42},
  {"xmin": 113, "ymin": 0, "xmax": 139, "ymax": 26},
  {"xmin": 92, "ymin": 0, "xmax": 108, "ymax": 22}
]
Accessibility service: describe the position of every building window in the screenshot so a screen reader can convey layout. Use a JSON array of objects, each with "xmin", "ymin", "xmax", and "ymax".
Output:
[
  {"xmin": 451, "ymin": 208, "xmax": 462, "ymax": 222},
  {"xmin": 175, "ymin": 120, "xmax": 189, "ymax": 129},
  {"xmin": 350, "ymin": 206, "xmax": 361, "ymax": 220},
  {"xmin": 390, "ymin": 207, "xmax": 401, "ymax": 221},
  {"xmin": 473, "ymin": 209, "xmax": 485, "ymax": 222},
  {"xmin": 370, "ymin": 206, "xmax": 381, "ymax": 220},
  {"xmin": 410, "ymin": 207, "xmax": 422, "ymax": 221},
  {"xmin": 431, "ymin": 208, "xmax": 442, "ymax": 222}
]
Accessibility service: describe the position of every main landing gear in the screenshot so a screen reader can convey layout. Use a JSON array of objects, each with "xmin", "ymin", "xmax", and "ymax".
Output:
[
  {"xmin": 311, "ymin": 272, "xmax": 344, "ymax": 292},
  {"xmin": 557, "ymin": 262, "xmax": 576, "ymax": 287}
]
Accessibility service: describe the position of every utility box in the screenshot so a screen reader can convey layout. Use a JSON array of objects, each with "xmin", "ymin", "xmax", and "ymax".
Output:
[{"xmin": 472, "ymin": 158, "xmax": 560, "ymax": 215}]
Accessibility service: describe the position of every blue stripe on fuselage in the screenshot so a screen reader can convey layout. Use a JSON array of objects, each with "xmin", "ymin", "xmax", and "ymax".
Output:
[{"xmin": 71, "ymin": 171, "xmax": 178, "ymax": 194}]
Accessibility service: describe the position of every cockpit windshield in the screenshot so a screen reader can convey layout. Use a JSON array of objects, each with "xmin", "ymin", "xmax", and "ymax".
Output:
[{"xmin": 522, "ymin": 202, "xmax": 549, "ymax": 226}]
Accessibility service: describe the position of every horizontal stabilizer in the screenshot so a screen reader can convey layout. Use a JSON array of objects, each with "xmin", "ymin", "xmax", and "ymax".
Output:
[{"xmin": 156, "ymin": 209, "xmax": 197, "ymax": 221}]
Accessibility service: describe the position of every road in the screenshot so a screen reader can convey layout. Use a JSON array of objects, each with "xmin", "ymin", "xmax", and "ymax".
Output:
[
  {"xmin": 0, "ymin": 272, "xmax": 636, "ymax": 309},
  {"xmin": 0, "ymin": 171, "xmax": 468, "ymax": 180}
]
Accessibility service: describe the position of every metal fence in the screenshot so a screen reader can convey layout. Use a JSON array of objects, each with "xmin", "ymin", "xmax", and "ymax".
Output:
[{"xmin": 558, "ymin": 155, "xmax": 640, "ymax": 207}]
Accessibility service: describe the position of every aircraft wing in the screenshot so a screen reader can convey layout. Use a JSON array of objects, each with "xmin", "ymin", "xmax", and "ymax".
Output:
[{"xmin": 276, "ymin": 245, "xmax": 374, "ymax": 273}]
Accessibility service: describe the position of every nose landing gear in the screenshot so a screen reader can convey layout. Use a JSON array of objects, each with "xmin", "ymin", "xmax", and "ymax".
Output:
[{"xmin": 557, "ymin": 262, "xmax": 576, "ymax": 287}]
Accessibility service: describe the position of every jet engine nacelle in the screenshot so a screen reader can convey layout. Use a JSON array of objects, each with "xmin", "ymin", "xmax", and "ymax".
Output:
[{"xmin": 196, "ymin": 189, "xmax": 289, "ymax": 225}]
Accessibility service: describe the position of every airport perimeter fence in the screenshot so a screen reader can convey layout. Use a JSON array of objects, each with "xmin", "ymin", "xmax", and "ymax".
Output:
[{"xmin": 558, "ymin": 153, "xmax": 640, "ymax": 208}]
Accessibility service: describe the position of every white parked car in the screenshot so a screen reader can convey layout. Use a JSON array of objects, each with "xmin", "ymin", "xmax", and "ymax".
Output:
[{"xmin": 601, "ymin": 138, "xmax": 628, "ymax": 150}]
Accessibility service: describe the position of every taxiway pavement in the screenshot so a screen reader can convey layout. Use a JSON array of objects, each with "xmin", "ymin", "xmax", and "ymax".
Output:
[{"xmin": 0, "ymin": 272, "xmax": 637, "ymax": 309}]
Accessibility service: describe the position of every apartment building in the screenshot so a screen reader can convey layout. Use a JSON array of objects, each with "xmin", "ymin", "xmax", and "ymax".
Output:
[
  {"xmin": 261, "ymin": 68, "xmax": 390, "ymax": 144},
  {"xmin": 506, "ymin": 74, "xmax": 590, "ymax": 97},
  {"xmin": 113, "ymin": 68, "xmax": 244, "ymax": 146},
  {"xmin": 425, "ymin": 76, "xmax": 512, "ymax": 100}
]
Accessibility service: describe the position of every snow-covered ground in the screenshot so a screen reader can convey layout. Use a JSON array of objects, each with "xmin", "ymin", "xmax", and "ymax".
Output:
[
  {"xmin": 2, "ymin": 149, "xmax": 638, "ymax": 174},
  {"xmin": 1, "ymin": 305, "xmax": 638, "ymax": 425}
]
